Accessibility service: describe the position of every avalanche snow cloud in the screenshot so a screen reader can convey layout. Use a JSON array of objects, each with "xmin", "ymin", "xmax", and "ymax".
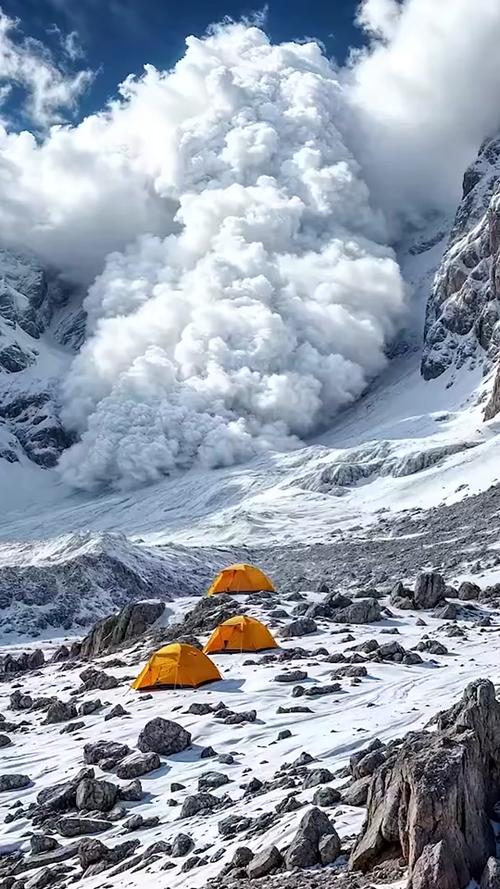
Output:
[{"xmin": 58, "ymin": 24, "xmax": 406, "ymax": 489}]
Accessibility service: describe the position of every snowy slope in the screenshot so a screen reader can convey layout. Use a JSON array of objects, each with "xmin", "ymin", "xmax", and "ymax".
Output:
[{"xmin": 0, "ymin": 589, "xmax": 498, "ymax": 889}]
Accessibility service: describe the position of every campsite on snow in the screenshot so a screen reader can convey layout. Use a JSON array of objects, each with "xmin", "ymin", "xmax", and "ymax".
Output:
[{"xmin": 3, "ymin": 1, "xmax": 500, "ymax": 889}]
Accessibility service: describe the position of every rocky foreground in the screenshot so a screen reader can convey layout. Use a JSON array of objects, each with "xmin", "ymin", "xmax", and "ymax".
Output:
[{"xmin": 0, "ymin": 575, "xmax": 499, "ymax": 889}]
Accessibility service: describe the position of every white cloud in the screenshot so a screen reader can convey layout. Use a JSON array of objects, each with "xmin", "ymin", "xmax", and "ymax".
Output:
[
  {"xmin": 349, "ymin": 0, "xmax": 500, "ymax": 221},
  {"xmin": 0, "ymin": 9, "xmax": 93, "ymax": 128}
]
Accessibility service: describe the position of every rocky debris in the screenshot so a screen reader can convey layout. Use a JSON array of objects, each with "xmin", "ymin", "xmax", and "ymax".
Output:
[
  {"xmin": 213, "ymin": 707, "xmax": 257, "ymax": 725},
  {"xmin": 312, "ymin": 786, "xmax": 341, "ymax": 807},
  {"xmin": 0, "ymin": 648, "xmax": 45, "ymax": 675},
  {"xmin": 459, "ymin": 581, "xmax": 481, "ymax": 600},
  {"xmin": 341, "ymin": 776, "xmax": 371, "ymax": 807},
  {"xmin": 302, "ymin": 768, "xmax": 335, "ymax": 789},
  {"xmin": 51, "ymin": 645, "xmax": 70, "ymax": 663},
  {"xmin": 0, "ymin": 773, "xmax": 31, "ymax": 791},
  {"xmin": 115, "ymin": 752, "xmax": 161, "ymax": 779},
  {"xmin": 75, "ymin": 778, "xmax": 118, "ymax": 812},
  {"xmin": 282, "ymin": 618, "xmax": 318, "ymax": 638},
  {"xmin": 77, "ymin": 836, "xmax": 141, "ymax": 875},
  {"xmin": 104, "ymin": 704, "xmax": 129, "ymax": 721},
  {"xmin": 414, "ymin": 638, "xmax": 449, "ymax": 655},
  {"xmin": 180, "ymin": 792, "xmax": 221, "ymax": 819},
  {"xmin": 30, "ymin": 836, "xmax": 60, "ymax": 854},
  {"xmin": 37, "ymin": 768, "xmax": 94, "ymax": 812},
  {"xmin": 285, "ymin": 807, "xmax": 341, "ymax": 869},
  {"xmin": 247, "ymin": 846, "xmax": 284, "ymax": 878},
  {"xmin": 60, "ymin": 720, "xmax": 85, "ymax": 735},
  {"xmin": 351, "ymin": 638, "xmax": 423, "ymax": 666},
  {"xmin": 219, "ymin": 815, "xmax": 253, "ymax": 837},
  {"xmin": 198, "ymin": 771, "xmax": 230, "ymax": 792},
  {"xmin": 435, "ymin": 601, "xmax": 458, "ymax": 621},
  {"xmin": 334, "ymin": 598, "xmax": 382, "ymax": 624},
  {"xmin": 83, "ymin": 740, "xmax": 131, "ymax": 769},
  {"xmin": 10, "ymin": 689, "xmax": 34, "ymax": 710},
  {"xmin": 80, "ymin": 601, "xmax": 166, "ymax": 658},
  {"xmin": 0, "ymin": 734, "xmax": 12, "ymax": 747},
  {"xmin": 350, "ymin": 679, "xmax": 500, "ymax": 889},
  {"xmin": 171, "ymin": 833, "xmax": 194, "ymax": 857},
  {"xmin": 78, "ymin": 699, "xmax": 102, "ymax": 716},
  {"xmin": 161, "ymin": 596, "xmax": 243, "ymax": 643},
  {"xmin": 331, "ymin": 665, "xmax": 368, "ymax": 678},
  {"xmin": 79, "ymin": 666, "xmax": 119, "ymax": 691},
  {"xmin": 293, "ymin": 682, "xmax": 341, "ymax": 698},
  {"xmin": 414, "ymin": 572, "xmax": 447, "ymax": 609},
  {"xmin": 43, "ymin": 699, "xmax": 77, "ymax": 724},
  {"xmin": 56, "ymin": 816, "xmax": 112, "ymax": 837},
  {"xmin": 118, "ymin": 779, "xmax": 143, "ymax": 801},
  {"xmin": 187, "ymin": 702, "xmax": 212, "ymax": 715},
  {"xmin": 274, "ymin": 670, "xmax": 308, "ymax": 683},
  {"xmin": 138, "ymin": 717, "xmax": 191, "ymax": 755},
  {"xmin": 123, "ymin": 813, "xmax": 160, "ymax": 832}
]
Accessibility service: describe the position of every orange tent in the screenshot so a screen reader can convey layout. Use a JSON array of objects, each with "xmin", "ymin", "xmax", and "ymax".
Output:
[
  {"xmin": 204, "ymin": 615, "xmax": 278, "ymax": 654},
  {"xmin": 131, "ymin": 643, "xmax": 221, "ymax": 690},
  {"xmin": 207, "ymin": 563, "xmax": 275, "ymax": 596}
]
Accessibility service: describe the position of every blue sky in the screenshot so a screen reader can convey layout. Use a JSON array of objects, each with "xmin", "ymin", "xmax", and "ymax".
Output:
[{"xmin": 2, "ymin": 0, "xmax": 363, "ymax": 119}]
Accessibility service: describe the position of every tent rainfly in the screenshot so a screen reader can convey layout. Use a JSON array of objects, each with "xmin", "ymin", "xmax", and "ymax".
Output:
[
  {"xmin": 207, "ymin": 563, "xmax": 275, "ymax": 596},
  {"xmin": 204, "ymin": 614, "xmax": 278, "ymax": 654},
  {"xmin": 131, "ymin": 642, "xmax": 221, "ymax": 690}
]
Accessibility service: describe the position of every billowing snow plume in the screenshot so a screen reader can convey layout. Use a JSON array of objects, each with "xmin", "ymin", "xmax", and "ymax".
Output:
[{"xmin": 58, "ymin": 24, "xmax": 405, "ymax": 489}]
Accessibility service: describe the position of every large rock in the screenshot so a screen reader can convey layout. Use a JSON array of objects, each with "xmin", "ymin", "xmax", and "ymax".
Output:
[
  {"xmin": 247, "ymin": 845, "xmax": 283, "ymax": 878},
  {"xmin": 282, "ymin": 618, "xmax": 318, "ymax": 638},
  {"xmin": 334, "ymin": 598, "xmax": 382, "ymax": 624},
  {"xmin": 458, "ymin": 581, "xmax": 481, "ymax": 601},
  {"xmin": 413, "ymin": 572, "xmax": 446, "ymax": 609},
  {"xmin": 83, "ymin": 740, "xmax": 130, "ymax": 768},
  {"xmin": 43, "ymin": 699, "xmax": 77, "ymax": 724},
  {"xmin": 75, "ymin": 778, "xmax": 118, "ymax": 812},
  {"xmin": 180, "ymin": 792, "xmax": 219, "ymax": 819},
  {"xmin": 56, "ymin": 816, "xmax": 112, "ymax": 837},
  {"xmin": 79, "ymin": 667, "xmax": 119, "ymax": 691},
  {"xmin": 350, "ymin": 679, "xmax": 500, "ymax": 889},
  {"xmin": 137, "ymin": 717, "xmax": 191, "ymax": 755},
  {"xmin": 37, "ymin": 768, "xmax": 95, "ymax": 811},
  {"xmin": 80, "ymin": 601, "xmax": 166, "ymax": 658},
  {"xmin": 115, "ymin": 752, "xmax": 161, "ymax": 779},
  {"xmin": 285, "ymin": 807, "xmax": 340, "ymax": 869},
  {"xmin": 0, "ymin": 773, "xmax": 31, "ymax": 791}
]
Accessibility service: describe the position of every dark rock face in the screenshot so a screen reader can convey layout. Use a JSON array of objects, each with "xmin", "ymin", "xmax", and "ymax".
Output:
[
  {"xmin": 414, "ymin": 572, "xmax": 446, "ymax": 609},
  {"xmin": 137, "ymin": 718, "xmax": 191, "ymax": 756},
  {"xmin": 247, "ymin": 846, "xmax": 283, "ymax": 878},
  {"xmin": 115, "ymin": 752, "xmax": 161, "ymax": 779},
  {"xmin": 75, "ymin": 778, "xmax": 118, "ymax": 812},
  {"xmin": 421, "ymin": 136, "xmax": 500, "ymax": 385},
  {"xmin": 350, "ymin": 679, "xmax": 500, "ymax": 889},
  {"xmin": 0, "ymin": 773, "xmax": 31, "ymax": 791},
  {"xmin": 80, "ymin": 600, "xmax": 165, "ymax": 658},
  {"xmin": 281, "ymin": 618, "xmax": 318, "ymax": 638},
  {"xmin": 285, "ymin": 807, "xmax": 340, "ymax": 869}
]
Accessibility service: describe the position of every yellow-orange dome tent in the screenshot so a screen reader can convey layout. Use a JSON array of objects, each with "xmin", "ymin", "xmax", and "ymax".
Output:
[
  {"xmin": 204, "ymin": 615, "xmax": 278, "ymax": 654},
  {"xmin": 131, "ymin": 643, "xmax": 222, "ymax": 690},
  {"xmin": 207, "ymin": 563, "xmax": 275, "ymax": 596}
]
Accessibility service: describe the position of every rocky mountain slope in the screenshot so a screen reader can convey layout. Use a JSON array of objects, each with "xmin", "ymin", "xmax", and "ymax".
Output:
[
  {"xmin": 0, "ymin": 576, "xmax": 499, "ymax": 889},
  {"xmin": 0, "ymin": 249, "xmax": 83, "ymax": 468},
  {"xmin": 421, "ymin": 135, "xmax": 500, "ymax": 387}
]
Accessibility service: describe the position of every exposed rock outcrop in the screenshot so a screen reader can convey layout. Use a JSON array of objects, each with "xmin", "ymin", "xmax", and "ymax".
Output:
[
  {"xmin": 350, "ymin": 679, "xmax": 500, "ymax": 889},
  {"xmin": 80, "ymin": 600, "xmax": 165, "ymax": 658}
]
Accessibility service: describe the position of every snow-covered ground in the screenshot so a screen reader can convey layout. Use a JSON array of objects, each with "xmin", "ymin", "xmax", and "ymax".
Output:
[{"xmin": 0, "ymin": 592, "xmax": 497, "ymax": 888}]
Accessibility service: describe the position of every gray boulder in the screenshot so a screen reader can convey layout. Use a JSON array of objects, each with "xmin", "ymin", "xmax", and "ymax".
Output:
[
  {"xmin": 171, "ymin": 833, "xmax": 194, "ymax": 857},
  {"xmin": 138, "ymin": 717, "xmax": 191, "ymax": 755},
  {"xmin": 341, "ymin": 776, "xmax": 371, "ymax": 807},
  {"xmin": 37, "ymin": 768, "xmax": 94, "ymax": 811},
  {"xmin": 79, "ymin": 667, "xmax": 119, "ymax": 691},
  {"xmin": 334, "ymin": 598, "xmax": 381, "ymax": 624},
  {"xmin": 56, "ymin": 816, "xmax": 112, "ymax": 837},
  {"xmin": 118, "ymin": 779, "xmax": 142, "ymax": 801},
  {"xmin": 83, "ymin": 740, "xmax": 130, "ymax": 768},
  {"xmin": 247, "ymin": 845, "xmax": 283, "ymax": 878},
  {"xmin": 414, "ymin": 572, "xmax": 446, "ymax": 609},
  {"xmin": 302, "ymin": 768, "xmax": 335, "ymax": 789},
  {"xmin": 78, "ymin": 699, "xmax": 102, "ymax": 716},
  {"xmin": 80, "ymin": 601, "xmax": 166, "ymax": 658},
  {"xmin": 285, "ymin": 807, "xmax": 340, "ymax": 869},
  {"xmin": 180, "ymin": 792, "xmax": 219, "ymax": 818},
  {"xmin": 198, "ymin": 771, "xmax": 230, "ymax": 792},
  {"xmin": 115, "ymin": 752, "xmax": 161, "ymax": 779},
  {"xmin": 0, "ymin": 773, "xmax": 31, "ymax": 791},
  {"xmin": 281, "ymin": 618, "xmax": 318, "ymax": 638},
  {"xmin": 30, "ymin": 835, "xmax": 60, "ymax": 854},
  {"xmin": 459, "ymin": 581, "xmax": 481, "ymax": 601},
  {"xmin": 75, "ymin": 778, "xmax": 118, "ymax": 812},
  {"xmin": 312, "ymin": 786, "xmax": 341, "ymax": 806},
  {"xmin": 43, "ymin": 700, "xmax": 77, "ymax": 724}
]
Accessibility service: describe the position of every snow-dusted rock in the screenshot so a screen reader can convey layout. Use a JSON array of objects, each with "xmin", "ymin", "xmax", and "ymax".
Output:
[{"xmin": 138, "ymin": 718, "xmax": 191, "ymax": 756}]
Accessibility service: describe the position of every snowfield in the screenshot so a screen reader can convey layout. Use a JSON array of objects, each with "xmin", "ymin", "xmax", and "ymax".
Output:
[{"xmin": 0, "ymin": 591, "xmax": 498, "ymax": 889}]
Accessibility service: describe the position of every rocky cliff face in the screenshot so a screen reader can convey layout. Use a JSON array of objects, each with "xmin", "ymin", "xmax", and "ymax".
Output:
[
  {"xmin": 0, "ymin": 248, "xmax": 84, "ymax": 467},
  {"xmin": 421, "ymin": 137, "xmax": 500, "ymax": 384}
]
